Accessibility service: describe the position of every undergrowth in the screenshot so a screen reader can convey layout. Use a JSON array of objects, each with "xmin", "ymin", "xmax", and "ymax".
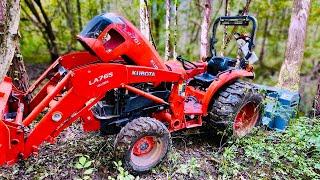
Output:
[
  {"xmin": 1, "ymin": 117, "xmax": 319, "ymax": 179},
  {"xmin": 216, "ymin": 117, "xmax": 320, "ymax": 179}
]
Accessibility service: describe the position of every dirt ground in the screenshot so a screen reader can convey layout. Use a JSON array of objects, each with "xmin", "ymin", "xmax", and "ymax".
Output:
[{"xmin": 0, "ymin": 123, "xmax": 222, "ymax": 180}]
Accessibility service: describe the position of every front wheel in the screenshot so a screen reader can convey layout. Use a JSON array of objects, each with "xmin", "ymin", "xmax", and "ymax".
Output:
[
  {"xmin": 207, "ymin": 81, "xmax": 263, "ymax": 138},
  {"xmin": 114, "ymin": 117, "xmax": 171, "ymax": 174}
]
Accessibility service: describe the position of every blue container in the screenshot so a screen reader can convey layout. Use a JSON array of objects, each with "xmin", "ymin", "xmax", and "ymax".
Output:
[{"xmin": 255, "ymin": 85, "xmax": 300, "ymax": 131}]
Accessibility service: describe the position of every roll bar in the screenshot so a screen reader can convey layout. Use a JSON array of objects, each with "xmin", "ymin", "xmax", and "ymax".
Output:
[{"xmin": 210, "ymin": 15, "xmax": 258, "ymax": 56}]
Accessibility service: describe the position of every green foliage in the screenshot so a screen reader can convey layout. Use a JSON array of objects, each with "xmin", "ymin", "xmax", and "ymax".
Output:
[
  {"xmin": 177, "ymin": 157, "xmax": 201, "ymax": 178},
  {"xmin": 108, "ymin": 161, "xmax": 136, "ymax": 180},
  {"xmin": 150, "ymin": 147, "xmax": 205, "ymax": 179},
  {"xmin": 74, "ymin": 155, "xmax": 95, "ymax": 180},
  {"xmin": 217, "ymin": 117, "xmax": 320, "ymax": 179}
]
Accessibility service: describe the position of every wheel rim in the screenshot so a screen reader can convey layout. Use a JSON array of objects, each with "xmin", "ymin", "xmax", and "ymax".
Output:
[
  {"xmin": 130, "ymin": 136, "xmax": 165, "ymax": 168},
  {"xmin": 132, "ymin": 136, "xmax": 155, "ymax": 156},
  {"xmin": 233, "ymin": 102, "xmax": 259, "ymax": 137}
]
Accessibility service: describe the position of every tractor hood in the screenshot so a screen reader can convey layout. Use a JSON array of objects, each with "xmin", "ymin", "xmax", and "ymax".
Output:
[
  {"xmin": 79, "ymin": 13, "xmax": 125, "ymax": 39},
  {"xmin": 77, "ymin": 13, "xmax": 168, "ymax": 70},
  {"xmin": 77, "ymin": 13, "xmax": 126, "ymax": 56}
]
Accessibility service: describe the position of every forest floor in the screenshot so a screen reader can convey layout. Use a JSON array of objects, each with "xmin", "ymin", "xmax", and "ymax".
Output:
[
  {"xmin": 0, "ymin": 64, "xmax": 319, "ymax": 180},
  {"xmin": 0, "ymin": 117, "xmax": 319, "ymax": 180},
  {"xmin": 0, "ymin": 124, "xmax": 221, "ymax": 180}
]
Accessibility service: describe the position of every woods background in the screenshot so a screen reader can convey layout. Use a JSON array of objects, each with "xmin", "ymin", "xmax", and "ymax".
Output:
[
  {"xmin": 0, "ymin": 1, "xmax": 319, "ymax": 179},
  {"xmin": 11, "ymin": 0, "xmax": 319, "ymax": 113}
]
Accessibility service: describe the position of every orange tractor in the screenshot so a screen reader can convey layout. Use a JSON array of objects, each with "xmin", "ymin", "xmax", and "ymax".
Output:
[{"xmin": 0, "ymin": 13, "xmax": 262, "ymax": 173}]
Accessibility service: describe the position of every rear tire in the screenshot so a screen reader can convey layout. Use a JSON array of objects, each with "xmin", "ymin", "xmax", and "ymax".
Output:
[
  {"xmin": 207, "ymin": 80, "xmax": 263, "ymax": 138},
  {"xmin": 114, "ymin": 117, "xmax": 171, "ymax": 174}
]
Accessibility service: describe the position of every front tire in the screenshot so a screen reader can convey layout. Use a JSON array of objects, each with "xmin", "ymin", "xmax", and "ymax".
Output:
[
  {"xmin": 114, "ymin": 117, "xmax": 171, "ymax": 174},
  {"xmin": 207, "ymin": 80, "xmax": 263, "ymax": 138}
]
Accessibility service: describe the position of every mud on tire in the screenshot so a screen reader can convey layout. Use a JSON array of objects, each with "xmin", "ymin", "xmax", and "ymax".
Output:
[
  {"xmin": 207, "ymin": 80, "xmax": 263, "ymax": 138},
  {"xmin": 114, "ymin": 117, "xmax": 171, "ymax": 174}
]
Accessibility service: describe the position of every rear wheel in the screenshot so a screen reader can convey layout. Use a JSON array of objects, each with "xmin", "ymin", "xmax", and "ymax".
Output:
[
  {"xmin": 207, "ymin": 80, "xmax": 263, "ymax": 137},
  {"xmin": 114, "ymin": 117, "xmax": 171, "ymax": 173}
]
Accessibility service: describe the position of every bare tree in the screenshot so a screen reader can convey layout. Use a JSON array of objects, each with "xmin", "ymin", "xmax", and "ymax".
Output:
[
  {"xmin": 299, "ymin": 61, "xmax": 319, "ymax": 115},
  {"xmin": 178, "ymin": 0, "xmax": 191, "ymax": 54},
  {"xmin": 259, "ymin": 17, "xmax": 269, "ymax": 64},
  {"xmin": 314, "ymin": 82, "xmax": 320, "ymax": 117},
  {"xmin": 0, "ymin": 1, "xmax": 4, "ymax": 29},
  {"xmin": 278, "ymin": 0, "xmax": 311, "ymax": 91},
  {"xmin": 164, "ymin": 0, "xmax": 171, "ymax": 61},
  {"xmin": 23, "ymin": 0, "xmax": 59, "ymax": 61},
  {"xmin": 151, "ymin": 1, "xmax": 160, "ymax": 45},
  {"xmin": 140, "ymin": 0, "xmax": 150, "ymax": 41},
  {"xmin": 76, "ymin": 0, "xmax": 82, "ymax": 31},
  {"xmin": 0, "ymin": 1, "xmax": 20, "ymax": 81},
  {"xmin": 60, "ymin": 0, "xmax": 77, "ymax": 51},
  {"xmin": 0, "ymin": 0, "xmax": 29, "ymax": 90},
  {"xmin": 100, "ymin": 0, "xmax": 104, "ymax": 13},
  {"xmin": 200, "ymin": 0, "xmax": 212, "ymax": 61},
  {"xmin": 7, "ymin": 46, "xmax": 29, "ymax": 92},
  {"xmin": 172, "ymin": 0, "xmax": 178, "ymax": 60}
]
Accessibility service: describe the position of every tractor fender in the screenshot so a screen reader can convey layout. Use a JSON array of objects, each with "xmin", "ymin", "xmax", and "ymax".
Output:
[{"xmin": 202, "ymin": 70, "xmax": 254, "ymax": 115}]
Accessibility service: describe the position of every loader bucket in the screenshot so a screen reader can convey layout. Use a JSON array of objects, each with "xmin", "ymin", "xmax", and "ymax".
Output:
[{"xmin": 0, "ymin": 120, "xmax": 10, "ymax": 165}]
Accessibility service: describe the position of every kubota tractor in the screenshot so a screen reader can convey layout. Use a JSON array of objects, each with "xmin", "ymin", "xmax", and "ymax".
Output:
[{"xmin": 0, "ymin": 13, "xmax": 263, "ymax": 173}]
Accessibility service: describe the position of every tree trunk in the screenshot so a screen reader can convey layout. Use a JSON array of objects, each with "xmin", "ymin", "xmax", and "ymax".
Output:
[
  {"xmin": 100, "ymin": 0, "xmax": 104, "ymax": 13},
  {"xmin": 152, "ymin": 1, "xmax": 160, "ymax": 45},
  {"xmin": 24, "ymin": 0, "xmax": 59, "ymax": 61},
  {"xmin": 66, "ymin": 0, "xmax": 76, "ymax": 51},
  {"xmin": 34, "ymin": 0, "xmax": 59, "ymax": 61},
  {"xmin": 0, "ymin": 1, "xmax": 4, "ymax": 31},
  {"xmin": 221, "ymin": 0, "xmax": 230, "ymax": 56},
  {"xmin": 178, "ymin": 0, "xmax": 190, "ymax": 54},
  {"xmin": 76, "ymin": 0, "xmax": 82, "ymax": 32},
  {"xmin": 314, "ymin": 82, "xmax": 320, "ymax": 117},
  {"xmin": 172, "ymin": 0, "xmax": 178, "ymax": 60},
  {"xmin": 0, "ymin": 0, "xmax": 21, "ymax": 82},
  {"xmin": 200, "ymin": 0, "xmax": 212, "ymax": 61},
  {"xmin": 61, "ymin": 0, "xmax": 76, "ymax": 51},
  {"xmin": 259, "ymin": 17, "xmax": 269, "ymax": 65},
  {"xmin": 7, "ymin": 46, "xmax": 29, "ymax": 92},
  {"xmin": 278, "ymin": 0, "xmax": 311, "ymax": 91},
  {"xmin": 164, "ymin": 0, "xmax": 171, "ymax": 61},
  {"xmin": 140, "ymin": 0, "xmax": 150, "ymax": 41},
  {"xmin": 0, "ymin": 0, "xmax": 29, "ymax": 91}
]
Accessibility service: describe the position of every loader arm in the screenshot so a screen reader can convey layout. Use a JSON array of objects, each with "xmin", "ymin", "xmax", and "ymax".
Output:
[{"xmin": 0, "ymin": 62, "xmax": 182, "ymax": 165}]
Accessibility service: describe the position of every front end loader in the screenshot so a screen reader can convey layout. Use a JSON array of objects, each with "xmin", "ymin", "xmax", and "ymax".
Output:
[{"xmin": 0, "ymin": 13, "xmax": 262, "ymax": 173}]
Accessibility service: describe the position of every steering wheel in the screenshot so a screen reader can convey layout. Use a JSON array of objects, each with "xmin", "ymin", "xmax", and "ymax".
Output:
[{"xmin": 176, "ymin": 56, "xmax": 198, "ymax": 70}]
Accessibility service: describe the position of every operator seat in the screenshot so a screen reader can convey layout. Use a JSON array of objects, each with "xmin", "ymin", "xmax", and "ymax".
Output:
[{"xmin": 190, "ymin": 56, "xmax": 237, "ymax": 88}]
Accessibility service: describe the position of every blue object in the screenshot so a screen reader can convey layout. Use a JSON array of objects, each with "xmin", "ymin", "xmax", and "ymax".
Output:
[{"xmin": 255, "ymin": 85, "xmax": 300, "ymax": 131}]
